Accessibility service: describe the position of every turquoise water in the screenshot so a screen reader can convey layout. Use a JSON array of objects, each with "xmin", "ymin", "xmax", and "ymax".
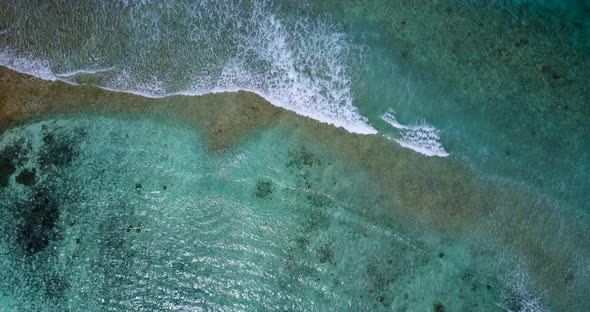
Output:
[
  {"xmin": 1, "ymin": 0, "xmax": 588, "ymax": 206},
  {"xmin": 1, "ymin": 0, "xmax": 589, "ymax": 311},
  {"xmin": 0, "ymin": 117, "xmax": 506, "ymax": 311},
  {"xmin": 309, "ymin": 0, "xmax": 590, "ymax": 209}
]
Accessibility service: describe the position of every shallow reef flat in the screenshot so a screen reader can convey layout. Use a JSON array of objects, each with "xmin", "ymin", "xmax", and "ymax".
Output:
[
  {"xmin": 0, "ymin": 66, "xmax": 589, "ymax": 310},
  {"xmin": 0, "ymin": 66, "xmax": 287, "ymax": 151}
]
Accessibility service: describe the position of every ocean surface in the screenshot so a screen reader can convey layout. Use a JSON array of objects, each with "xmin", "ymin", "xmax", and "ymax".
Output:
[{"xmin": 0, "ymin": 0, "xmax": 589, "ymax": 311}]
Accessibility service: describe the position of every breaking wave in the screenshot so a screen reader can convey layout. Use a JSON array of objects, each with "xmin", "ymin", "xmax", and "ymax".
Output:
[
  {"xmin": 381, "ymin": 109, "xmax": 449, "ymax": 157},
  {"xmin": 0, "ymin": 0, "xmax": 376, "ymax": 134}
]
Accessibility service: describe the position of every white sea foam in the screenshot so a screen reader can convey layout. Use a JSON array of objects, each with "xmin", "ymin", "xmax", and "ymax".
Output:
[
  {"xmin": 0, "ymin": 1, "xmax": 377, "ymax": 135},
  {"xmin": 0, "ymin": 52, "xmax": 376, "ymax": 134},
  {"xmin": 207, "ymin": 8, "xmax": 377, "ymax": 134},
  {"xmin": 497, "ymin": 269, "xmax": 549, "ymax": 312},
  {"xmin": 54, "ymin": 66, "xmax": 115, "ymax": 78},
  {"xmin": 0, "ymin": 50, "xmax": 57, "ymax": 81},
  {"xmin": 381, "ymin": 109, "xmax": 449, "ymax": 157}
]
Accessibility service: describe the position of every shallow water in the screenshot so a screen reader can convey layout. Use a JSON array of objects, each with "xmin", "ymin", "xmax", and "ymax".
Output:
[
  {"xmin": 0, "ymin": 100, "xmax": 587, "ymax": 310},
  {"xmin": 0, "ymin": 116, "xmax": 501, "ymax": 311},
  {"xmin": 0, "ymin": 0, "xmax": 589, "ymax": 311},
  {"xmin": 1, "ymin": 0, "xmax": 588, "ymax": 206}
]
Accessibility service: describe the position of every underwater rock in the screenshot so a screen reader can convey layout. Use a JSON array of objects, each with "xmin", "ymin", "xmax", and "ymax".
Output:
[
  {"xmin": 42, "ymin": 133, "xmax": 55, "ymax": 145},
  {"xmin": 520, "ymin": 38, "xmax": 529, "ymax": 46},
  {"xmin": 0, "ymin": 139, "xmax": 31, "ymax": 187},
  {"xmin": 462, "ymin": 270, "xmax": 475, "ymax": 282},
  {"xmin": 286, "ymin": 147, "xmax": 321, "ymax": 170},
  {"xmin": 433, "ymin": 303, "xmax": 445, "ymax": 312},
  {"xmin": 0, "ymin": 139, "xmax": 31, "ymax": 167},
  {"xmin": 39, "ymin": 134, "xmax": 78, "ymax": 168},
  {"xmin": 18, "ymin": 189, "xmax": 60, "ymax": 255},
  {"xmin": 15, "ymin": 168, "xmax": 36, "ymax": 186},
  {"xmin": 317, "ymin": 244, "xmax": 334, "ymax": 264},
  {"xmin": 0, "ymin": 159, "xmax": 16, "ymax": 187},
  {"xmin": 295, "ymin": 237, "xmax": 310, "ymax": 249},
  {"xmin": 255, "ymin": 180, "xmax": 273, "ymax": 198},
  {"xmin": 565, "ymin": 272, "xmax": 575, "ymax": 284}
]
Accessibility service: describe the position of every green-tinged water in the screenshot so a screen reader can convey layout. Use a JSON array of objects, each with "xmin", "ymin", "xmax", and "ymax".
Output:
[
  {"xmin": 0, "ymin": 0, "xmax": 589, "ymax": 311},
  {"xmin": 0, "ymin": 110, "xmax": 588, "ymax": 311},
  {"xmin": 1, "ymin": 0, "xmax": 588, "ymax": 207},
  {"xmin": 0, "ymin": 116, "xmax": 503, "ymax": 311},
  {"xmin": 311, "ymin": 0, "xmax": 590, "ymax": 209}
]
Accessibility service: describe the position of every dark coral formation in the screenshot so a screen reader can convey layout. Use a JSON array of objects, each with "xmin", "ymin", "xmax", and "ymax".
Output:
[
  {"xmin": 286, "ymin": 146, "xmax": 324, "ymax": 191},
  {"xmin": 286, "ymin": 146, "xmax": 322, "ymax": 170},
  {"xmin": 17, "ymin": 189, "xmax": 61, "ymax": 255},
  {"xmin": 316, "ymin": 244, "xmax": 335, "ymax": 264},
  {"xmin": 0, "ymin": 139, "xmax": 31, "ymax": 187},
  {"xmin": 255, "ymin": 180, "xmax": 273, "ymax": 198},
  {"xmin": 39, "ymin": 134, "xmax": 78, "ymax": 169},
  {"xmin": 0, "ymin": 159, "xmax": 15, "ymax": 187},
  {"xmin": 15, "ymin": 168, "xmax": 36, "ymax": 186},
  {"xmin": 433, "ymin": 302, "xmax": 445, "ymax": 312}
]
